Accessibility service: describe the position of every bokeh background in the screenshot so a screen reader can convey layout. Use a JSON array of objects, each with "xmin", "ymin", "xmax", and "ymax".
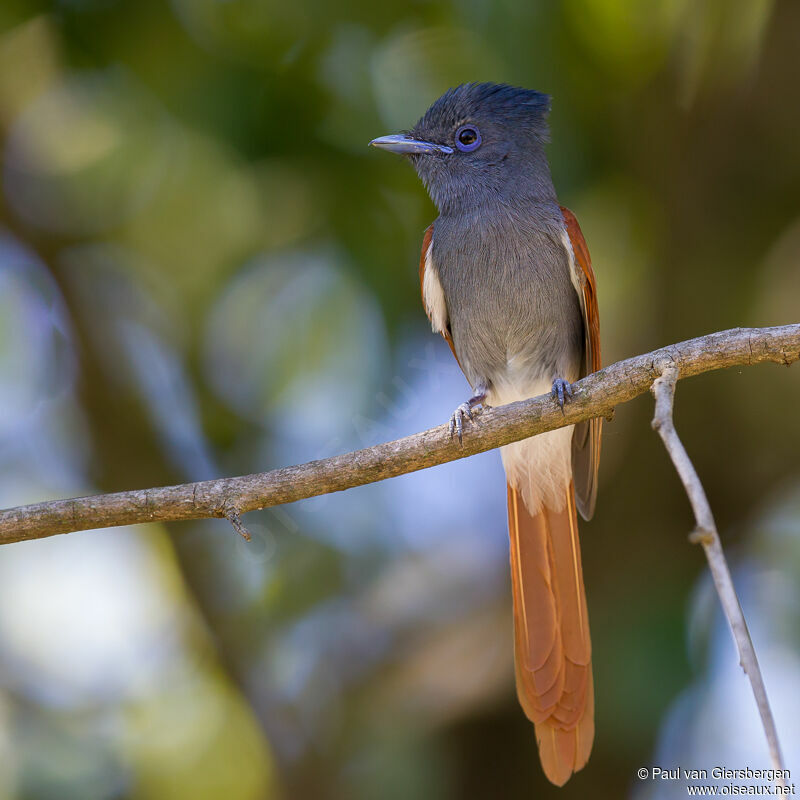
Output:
[{"xmin": 1, "ymin": 0, "xmax": 799, "ymax": 798}]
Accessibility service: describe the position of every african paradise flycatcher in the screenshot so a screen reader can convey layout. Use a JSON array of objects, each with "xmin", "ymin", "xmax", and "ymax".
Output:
[{"xmin": 370, "ymin": 83, "xmax": 601, "ymax": 786}]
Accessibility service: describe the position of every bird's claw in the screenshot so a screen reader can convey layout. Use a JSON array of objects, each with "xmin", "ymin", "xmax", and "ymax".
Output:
[
  {"xmin": 449, "ymin": 401, "xmax": 476, "ymax": 444},
  {"xmin": 551, "ymin": 378, "xmax": 574, "ymax": 411}
]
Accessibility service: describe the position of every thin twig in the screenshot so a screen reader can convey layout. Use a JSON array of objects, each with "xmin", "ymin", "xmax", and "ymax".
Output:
[
  {"xmin": 0, "ymin": 324, "xmax": 798, "ymax": 545},
  {"xmin": 651, "ymin": 363, "xmax": 787, "ymax": 784},
  {"xmin": 224, "ymin": 506, "xmax": 252, "ymax": 541}
]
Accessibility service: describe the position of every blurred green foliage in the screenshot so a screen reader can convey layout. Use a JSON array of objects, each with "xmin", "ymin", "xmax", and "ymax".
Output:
[{"xmin": 0, "ymin": 0, "xmax": 799, "ymax": 798}]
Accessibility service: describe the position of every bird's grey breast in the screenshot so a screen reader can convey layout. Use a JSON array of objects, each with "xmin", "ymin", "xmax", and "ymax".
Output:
[{"xmin": 432, "ymin": 203, "xmax": 583, "ymax": 390}]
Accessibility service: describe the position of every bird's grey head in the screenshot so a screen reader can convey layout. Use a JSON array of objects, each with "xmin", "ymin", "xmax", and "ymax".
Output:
[{"xmin": 370, "ymin": 83, "xmax": 556, "ymax": 214}]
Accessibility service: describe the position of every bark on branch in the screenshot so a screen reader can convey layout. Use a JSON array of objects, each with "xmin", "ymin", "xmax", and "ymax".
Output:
[{"xmin": 0, "ymin": 324, "xmax": 798, "ymax": 545}]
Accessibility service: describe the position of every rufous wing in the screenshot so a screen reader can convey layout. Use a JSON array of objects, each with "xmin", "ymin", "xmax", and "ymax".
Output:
[{"xmin": 560, "ymin": 206, "xmax": 602, "ymax": 520}]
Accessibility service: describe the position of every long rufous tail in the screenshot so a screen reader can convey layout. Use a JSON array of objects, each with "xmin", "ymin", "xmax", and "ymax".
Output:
[{"xmin": 507, "ymin": 481, "xmax": 593, "ymax": 786}]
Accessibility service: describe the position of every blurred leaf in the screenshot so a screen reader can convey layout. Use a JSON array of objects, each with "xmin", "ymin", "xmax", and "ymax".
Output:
[
  {"xmin": 4, "ymin": 69, "xmax": 171, "ymax": 235},
  {"xmin": 371, "ymin": 26, "xmax": 507, "ymax": 131},
  {"xmin": 0, "ymin": 15, "xmax": 62, "ymax": 126},
  {"xmin": 125, "ymin": 671, "xmax": 278, "ymax": 800},
  {"xmin": 204, "ymin": 248, "xmax": 388, "ymax": 453}
]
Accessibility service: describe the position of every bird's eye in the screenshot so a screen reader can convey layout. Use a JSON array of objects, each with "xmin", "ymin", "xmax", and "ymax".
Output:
[{"xmin": 455, "ymin": 125, "xmax": 481, "ymax": 152}]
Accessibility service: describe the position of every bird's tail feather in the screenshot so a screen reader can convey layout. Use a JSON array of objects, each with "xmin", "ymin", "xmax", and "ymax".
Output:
[{"xmin": 507, "ymin": 481, "xmax": 594, "ymax": 786}]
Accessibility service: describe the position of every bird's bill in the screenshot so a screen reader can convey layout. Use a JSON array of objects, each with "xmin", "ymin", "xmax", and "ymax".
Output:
[{"xmin": 369, "ymin": 134, "xmax": 453, "ymax": 155}]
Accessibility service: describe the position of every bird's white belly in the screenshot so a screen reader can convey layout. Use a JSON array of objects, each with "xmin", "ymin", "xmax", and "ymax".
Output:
[{"xmin": 489, "ymin": 375, "xmax": 573, "ymax": 515}]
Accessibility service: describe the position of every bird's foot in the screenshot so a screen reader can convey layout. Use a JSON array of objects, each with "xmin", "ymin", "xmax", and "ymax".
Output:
[
  {"xmin": 449, "ymin": 402, "xmax": 476, "ymax": 443},
  {"xmin": 551, "ymin": 377, "xmax": 574, "ymax": 411},
  {"xmin": 449, "ymin": 387, "xmax": 488, "ymax": 443}
]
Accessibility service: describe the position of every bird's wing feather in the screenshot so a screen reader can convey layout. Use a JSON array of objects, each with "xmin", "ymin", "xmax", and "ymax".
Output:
[
  {"xmin": 560, "ymin": 206, "xmax": 602, "ymax": 520},
  {"xmin": 419, "ymin": 223, "xmax": 460, "ymax": 366}
]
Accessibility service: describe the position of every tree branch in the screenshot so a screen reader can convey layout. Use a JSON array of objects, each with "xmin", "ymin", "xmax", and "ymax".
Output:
[
  {"xmin": 1, "ymin": 324, "xmax": 798, "ymax": 545},
  {"xmin": 651, "ymin": 365, "xmax": 787, "ymax": 782}
]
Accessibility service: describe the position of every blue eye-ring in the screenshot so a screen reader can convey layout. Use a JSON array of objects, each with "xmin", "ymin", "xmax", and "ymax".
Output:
[{"xmin": 455, "ymin": 125, "xmax": 481, "ymax": 152}]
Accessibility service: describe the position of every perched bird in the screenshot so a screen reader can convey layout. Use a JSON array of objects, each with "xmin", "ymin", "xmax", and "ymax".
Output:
[{"xmin": 370, "ymin": 83, "xmax": 601, "ymax": 786}]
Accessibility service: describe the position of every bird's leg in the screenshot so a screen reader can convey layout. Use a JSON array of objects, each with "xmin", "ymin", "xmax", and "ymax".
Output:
[
  {"xmin": 449, "ymin": 383, "xmax": 489, "ymax": 443},
  {"xmin": 551, "ymin": 377, "xmax": 574, "ymax": 411}
]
